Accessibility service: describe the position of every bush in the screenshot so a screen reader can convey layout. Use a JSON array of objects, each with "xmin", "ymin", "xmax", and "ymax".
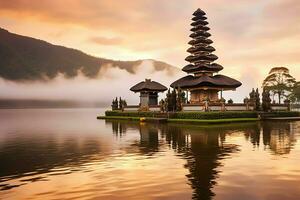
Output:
[
  {"xmin": 105, "ymin": 111, "xmax": 160, "ymax": 117},
  {"xmin": 105, "ymin": 110, "xmax": 300, "ymax": 119},
  {"xmin": 173, "ymin": 111, "xmax": 258, "ymax": 119},
  {"xmin": 228, "ymin": 99, "xmax": 233, "ymax": 104},
  {"xmin": 259, "ymin": 111, "xmax": 300, "ymax": 119},
  {"xmin": 105, "ymin": 111, "xmax": 258, "ymax": 119}
]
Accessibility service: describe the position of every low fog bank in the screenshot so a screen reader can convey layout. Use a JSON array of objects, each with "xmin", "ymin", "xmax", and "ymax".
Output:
[
  {"xmin": 0, "ymin": 61, "xmax": 182, "ymax": 108},
  {"xmin": 0, "ymin": 60, "xmax": 259, "ymax": 108},
  {"xmin": 0, "ymin": 99, "xmax": 102, "ymax": 109}
]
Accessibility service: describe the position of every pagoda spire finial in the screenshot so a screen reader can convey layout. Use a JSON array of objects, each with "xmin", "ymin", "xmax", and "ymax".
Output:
[{"xmin": 193, "ymin": 8, "xmax": 206, "ymax": 16}]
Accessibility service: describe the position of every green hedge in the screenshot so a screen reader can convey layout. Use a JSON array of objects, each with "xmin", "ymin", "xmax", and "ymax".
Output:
[
  {"xmin": 168, "ymin": 118, "xmax": 259, "ymax": 124},
  {"xmin": 105, "ymin": 110, "xmax": 300, "ymax": 120},
  {"xmin": 105, "ymin": 111, "xmax": 160, "ymax": 117},
  {"xmin": 259, "ymin": 111, "xmax": 300, "ymax": 119},
  {"xmin": 105, "ymin": 111, "xmax": 257, "ymax": 119},
  {"xmin": 173, "ymin": 111, "xmax": 258, "ymax": 119}
]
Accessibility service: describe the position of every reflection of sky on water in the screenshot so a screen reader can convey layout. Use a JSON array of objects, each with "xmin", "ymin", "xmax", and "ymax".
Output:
[{"xmin": 0, "ymin": 109, "xmax": 300, "ymax": 200}]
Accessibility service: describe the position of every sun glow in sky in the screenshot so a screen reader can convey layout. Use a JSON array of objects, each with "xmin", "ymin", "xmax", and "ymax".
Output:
[{"xmin": 0, "ymin": 0, "xmax": 300, "ymax": 102}]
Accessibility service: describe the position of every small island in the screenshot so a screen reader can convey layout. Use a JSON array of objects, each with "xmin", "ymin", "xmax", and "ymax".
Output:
[{"xmin": 98, "ymin": 8, "xmax": 299, "ymax": 124}]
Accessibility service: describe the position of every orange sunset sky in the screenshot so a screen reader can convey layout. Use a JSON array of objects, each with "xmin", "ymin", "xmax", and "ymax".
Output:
[{"xmin": 0, "ymin": 0, "xmax": 299, "ymax": 102}]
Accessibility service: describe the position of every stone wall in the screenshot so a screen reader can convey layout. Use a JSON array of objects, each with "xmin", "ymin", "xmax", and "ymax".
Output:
[
  {"xmin": 123, "ymin": 105, "xmax": 139, "ymax": 112},
  {"xmin": 182, "ymin": 104, "xmax": 205, "ymax": 112},
  {"xmin": 123, "ymin": 105, "xmax": 160, "ymax": 112},
  {"xmin": 271, "ymin": 104, "xmax": 289, "ymax": 111},
  {"xmin": 123, "ymin": 103, "xmax": 289, "ymax": 112},
  {"xmin": 149, "ymin": 105, "xmax": 160, "ymax": 112}
]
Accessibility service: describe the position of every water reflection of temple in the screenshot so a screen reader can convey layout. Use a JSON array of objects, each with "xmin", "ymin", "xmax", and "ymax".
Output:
[
  {"xmin": 110, "ymin": 119, "xmax": 127, "ymax": 137},
  {"xmin": 107, "ymin": 120, "xmax": 297, "ymax": 199},
  {"xmin": 139, "ymin": 124, "xmax": 159, "ymax": 154},
  {"xmin": 161, "ymin": 125, "xmax": 240, "ymax": 199},
  {"xmin": 243, "ymin": 122, "xmax": 297, "ymax": 155},
  {"xmin": 262, "ymin": 122, "xmax": 296, "ymax": 155},
  {"xmin": 108, "ymin": 120, "xmax": 160, "ymax": 155}
]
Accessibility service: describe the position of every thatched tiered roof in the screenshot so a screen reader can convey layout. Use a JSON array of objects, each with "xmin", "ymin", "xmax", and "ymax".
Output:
[
  {"xmin": 130, "ymin": 79, "xmax": 167, "ymax": 92},
  {"xmin": 171, "ymin": 8, "xmax": 242, "ymax": 90},
  {"xmin": 171, "ymin": 74, "xmax": 242, "ymax": 90},
  {"xmin": 182, "ymin": 63, "xmax": 223, "ymax": 73},
  {"xmin": 184, "ymin": 8, "xmax": 222, "ymax": 73}
]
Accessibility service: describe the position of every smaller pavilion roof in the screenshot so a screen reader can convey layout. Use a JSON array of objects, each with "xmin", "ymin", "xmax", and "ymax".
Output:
[{"xmin": 130, "ymin": 79, "xmax": 167, "ymax": 92}]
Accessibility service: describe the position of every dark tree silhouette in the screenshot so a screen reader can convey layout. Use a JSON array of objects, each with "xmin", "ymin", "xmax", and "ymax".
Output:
[
  {"xmin": 289, "ymin": 82, "xmax": 300, "ymax": 103},
  {"xmin": 262, "ymin": 89, "xmax": 272, "ymax": 112},
  {"xmin": 255, "ymin": 88, "xmax": 261, "ymax": 111},
  {"xmin": 262, "ymin": 67, "xmax": 296, "ymax": 103},
  {"xmin": 249, "ymin": 88, "xmax": 256, "ymax": 103}
]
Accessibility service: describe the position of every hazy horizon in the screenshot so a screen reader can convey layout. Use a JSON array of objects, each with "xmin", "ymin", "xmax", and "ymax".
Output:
[
  {"xmin": 0, "ymin": 0, "xmax": 299, "ymax": 106},
  {"xmin": 0, "ymin": 59, "xmax": 267, "ymax": 107}
]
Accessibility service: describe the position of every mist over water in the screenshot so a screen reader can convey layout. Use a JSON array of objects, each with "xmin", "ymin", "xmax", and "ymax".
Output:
[
  {"xmin": 0, "ymin": 60, "xmax": 259, "ymax": 108},
  {"xmin": 0, "ymin": 61, "xmax": 183, "ymax": 107}
]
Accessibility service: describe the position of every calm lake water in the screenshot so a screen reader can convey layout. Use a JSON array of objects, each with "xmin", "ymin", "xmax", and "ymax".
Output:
[{"xmin": 1, "ymin": 108, "xmax": 300, "ymax": 200}]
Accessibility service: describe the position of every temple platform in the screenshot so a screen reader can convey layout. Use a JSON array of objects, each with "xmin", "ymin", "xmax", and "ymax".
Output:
[{"xmin": 262, "ymin": 117, "xmax": 300, "ymax": 121}]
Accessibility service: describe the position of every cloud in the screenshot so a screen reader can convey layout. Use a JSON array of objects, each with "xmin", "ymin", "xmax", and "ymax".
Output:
[
  {"xmin": 0, "ymin": 0, "xmax": 300, "ymax": 103},
  {"xmin": 0, "ymin": 60, "xmax": 183, "ymax": 106},
  {"xmin": 89, "ymin": 36, "xmax": 123, "ymax": 46},
  {"xmin": 0, "ymin": 0, "xmax": 189, "ymax": 61}
]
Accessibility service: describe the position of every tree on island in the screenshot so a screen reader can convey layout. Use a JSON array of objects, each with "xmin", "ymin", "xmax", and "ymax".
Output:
[
  {"xmin": 111, "ymin": 97, "xmax": 118, "ymax": 110},
  {"xmin": 122, "ymin": 99, "xmax": 127, "ymax": 108},
  {"xmin": 243, "ymin": 97, "xmax": 249, "ymax": 104},
  {"xmin": 289, "ymin": 82, "xmax": 300, "ymax": 103},
  {"xmin": 249, "ymin": 89, "xmax": 256, "ymax": 103},
  {"xmin": 254, "ymin": 88, "xmax": 261, "ymax": 111},
  {"xmin": 179, "ymin": 89, "xmax": 187, "ymax": 104},
  {"xmin": 248, "ymin": 88, "xmax": 261, "ymax": 111},
  {"xmin": 171, "ymin": 89, "xmax": 177, "ymax": 112},
  {"xmin": 159, "ymin": 99, "xmax": 165, "ymax": 112},
  {"xmin": 163, "ymin": 88, "xmax": 185, "ymax": 112},
  {"xmin": 166, "ymin": 89, "xmax": 173, "ymax": 112},
  {"xmin": 262, "ymin": 67, "xmax": 296, "ymax": 104},
  {"xmin": 119, "ymin": 97, "xmax": 123, "ymax": 110},
  {"xmin": 111, "ymin": 97, "xmax": 127, "ymax": 110},
  {"xmin": 176, "ymin": 88, "xmax": 183, "ymax": 111},
  {"xmin": 262, "ymin": 89, "xmax": 272, "ymax": 112}
]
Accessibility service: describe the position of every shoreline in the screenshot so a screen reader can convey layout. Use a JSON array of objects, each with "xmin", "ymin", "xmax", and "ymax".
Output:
[
  {"xmin": 97, "ymin": 116, "xmax": 260, "ymax": 124},
  {"xmin": 98, "ymin": 110, "xmax": 300, "ymax": 124}
]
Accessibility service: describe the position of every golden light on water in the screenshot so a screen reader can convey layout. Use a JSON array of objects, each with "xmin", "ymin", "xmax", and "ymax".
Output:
[{"xmin": 1, "ymin": 109, "xmax": 300, "ymax": 199}]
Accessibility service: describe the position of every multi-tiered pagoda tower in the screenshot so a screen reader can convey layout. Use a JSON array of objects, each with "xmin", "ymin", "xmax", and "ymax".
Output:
[{"xmin": 171, "ymin": 8, "xmax": 242, "ymax": 103}]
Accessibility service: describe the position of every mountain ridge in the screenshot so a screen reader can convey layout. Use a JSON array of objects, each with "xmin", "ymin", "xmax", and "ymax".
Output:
[{"xmin": 0, "ymin": 27, "xmax": 178, "ymax": 81}]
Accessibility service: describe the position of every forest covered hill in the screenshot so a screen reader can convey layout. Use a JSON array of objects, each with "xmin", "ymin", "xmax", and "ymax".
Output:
[{"xmin": 0, "ymin": 28, "xmax": 177, "ymax": 81}]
